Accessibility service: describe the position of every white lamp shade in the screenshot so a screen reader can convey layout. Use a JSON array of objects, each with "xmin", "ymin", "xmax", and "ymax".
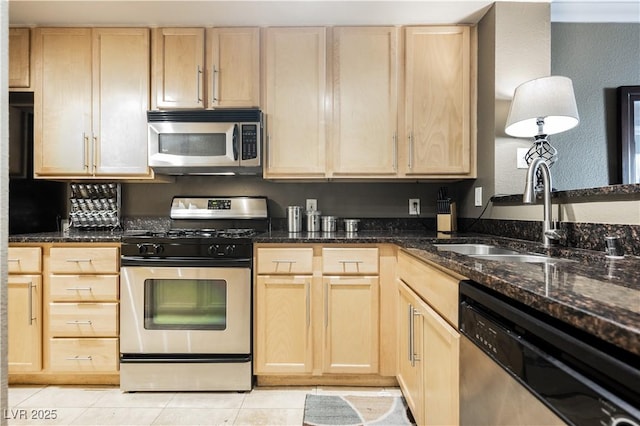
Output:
[{"xmin": 505, "ymin": 76, "xmax": 580, "ymax": 137}]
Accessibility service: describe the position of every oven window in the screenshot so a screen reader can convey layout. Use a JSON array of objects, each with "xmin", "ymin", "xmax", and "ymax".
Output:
[
  {"xmin": 159, "ymin": 133, "xmax": 226, "ymax": 157},
  {"xmin": 144, "ymin": 279, "xmax": 227, "ymax": 330}
]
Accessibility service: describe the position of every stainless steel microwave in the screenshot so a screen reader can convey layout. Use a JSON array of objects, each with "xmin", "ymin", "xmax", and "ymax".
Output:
[{"xmin": 147, "ymin": 109, "xmax": 262, "ymax": 175}]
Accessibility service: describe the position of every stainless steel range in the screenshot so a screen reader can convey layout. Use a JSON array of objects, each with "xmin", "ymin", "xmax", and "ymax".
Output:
[{"xmin": 119, "ymin": 196, "xmax": 268, "ymax": 392}]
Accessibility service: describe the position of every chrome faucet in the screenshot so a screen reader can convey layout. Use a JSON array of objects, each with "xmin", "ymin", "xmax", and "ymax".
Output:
[{"xmin": 523, "ymin": 157, "xmax": 564, "ymax": 247}]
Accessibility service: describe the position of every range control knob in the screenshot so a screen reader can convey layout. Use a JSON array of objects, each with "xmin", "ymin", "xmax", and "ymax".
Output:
[
  {"xmin": 153, "ymin": 244, "xmax": 164, "ymax": 255},
  {"xmin": 137, "ymin": 243, "xmax": 149, "ymax": 254},
  {"xmin": 208, "ymin": 244, "xmax": 220, "ymax": 256},
  {"xmin": 223, "ymin": 244, "xmax": 236, "ymax": 256}
]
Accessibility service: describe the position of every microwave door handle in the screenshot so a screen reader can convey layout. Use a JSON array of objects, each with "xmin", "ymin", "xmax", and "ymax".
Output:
[{"xmin": 233, "ymin": 124, "xmax": 239, "ymax": 161}]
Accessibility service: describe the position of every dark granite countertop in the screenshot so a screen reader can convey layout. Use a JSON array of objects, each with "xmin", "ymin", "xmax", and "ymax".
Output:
[
  {"xmin": 255, "ymin": 230, "xmax": 640, "ymax": 358},
  {"xmin": 10, "ymin": 229, "xmax": 640, "ymax": 358},
  {"xmin": 9, "ymin": 229, "xmax": 123, "ymax": 243}
]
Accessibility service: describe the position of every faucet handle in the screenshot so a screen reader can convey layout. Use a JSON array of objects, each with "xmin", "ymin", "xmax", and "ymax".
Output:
[{"xmin": 544, "ymin": 227, "xmax": 566, "ymax": 243}]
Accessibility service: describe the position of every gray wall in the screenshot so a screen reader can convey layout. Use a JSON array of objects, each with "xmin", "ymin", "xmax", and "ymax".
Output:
[
  {"xmin": 550, "ymin": 23, "xmax": 640, "ymax": 190},
  {"xmin": 122, "ymin": 176, "xmax": 453, "ymax": 220}
]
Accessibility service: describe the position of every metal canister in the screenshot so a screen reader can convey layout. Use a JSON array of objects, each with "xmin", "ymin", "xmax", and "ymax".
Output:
[
  {"xmin": 321, "ymin": 216, "xmax": 337, "ymax": 233},
  {"xmin": 287, "ymin": 206, "xmax": 303, "ymax": 233},
  {"xmin": 306, "ymin": 210, "xmax": 322, "ymax": 232},
  {"xmin": 344, "ymin": 219, "xmax": 360, "ymax": 233}
]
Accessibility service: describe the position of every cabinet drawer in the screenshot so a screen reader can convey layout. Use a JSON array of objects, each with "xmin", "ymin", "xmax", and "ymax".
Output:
[
  {"xmin": 49, "ymin": 338, "xmax": 118, "ymax": 372},
  {"xmin": 398, "ymin": 250, "xmax": 459, "ymax": 327},
  {"xmin": 49, "ymin": 247, "xmax": 119, "ymax": 274},
  {"xmin": 49, "ymin": 275, "xmax": 119, "ymax": 302},
  {"xmin": 322, "ymin": 248, "xmax": 379, "ymax": 274},
  {"xmin": 8, "ymin": 247, "xmax": 42, "ymax": 273},
  {"xmin": 49, "ymin": 303, "xmax": 118, "ymax": 337},
  {"xmin": 256, "ymin": 247, "xmax": 313, "ymax": 274}
]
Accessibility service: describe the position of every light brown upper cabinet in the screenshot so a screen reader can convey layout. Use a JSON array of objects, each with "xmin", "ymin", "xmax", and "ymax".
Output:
[
  {"xmin": 9, "ymin": 28, "xmax": 31, "ymax": 90},
  {"xmin": 33, "ymin": 28, "xmax": 152, "ymax": 179},
  {"xmin": 152, "ymin": 27, "xmax": 260, "ymax": 109},
  {"xmin": 263, "ymin": 27, "xmax": 328, "ymax": 178},
  {"xmin": 400, "ymin": 26, "xmax": 475, "ymax": 178},
  {"xmin": 152, "ymin": 28, "xmax": 205, "ymax": 109},
  {"xmin": 207, "ymin": 27, "xmax": 260, "ymax": 108},
  {"xmin": 330, "ymin": 27, "xmax": 399, "ymax": 177}
]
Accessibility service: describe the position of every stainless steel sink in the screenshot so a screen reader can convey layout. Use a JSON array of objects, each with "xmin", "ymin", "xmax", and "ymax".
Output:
[
  {"xmin": 434, "ymin": 243, "xmax": 520, "ymax": 255},
  {"xmin": 470, "ymin": 254, "xmax": 573, "ymax": 263}
]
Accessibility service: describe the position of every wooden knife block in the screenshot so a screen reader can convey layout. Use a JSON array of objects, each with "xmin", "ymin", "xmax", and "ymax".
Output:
[{"xmin": 437, "ymin": 202, "xmax": 457, "ymax": 233}]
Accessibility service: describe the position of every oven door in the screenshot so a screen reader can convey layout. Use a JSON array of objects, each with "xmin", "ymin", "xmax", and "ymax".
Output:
[
  {"xmin": 148, "ymin": 121, "xmax": 239, "ymax": 169},
  {"xmin": 120, "ymin": 266, "xmax": 250, "ymax": 354}
]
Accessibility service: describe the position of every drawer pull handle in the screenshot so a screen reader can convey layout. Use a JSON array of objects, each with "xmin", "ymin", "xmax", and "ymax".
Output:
[
  {"xmin": 8, "ymin": 258, "xmax": 20, "ymax": 262},
  {"xmin": 66, "ymin": 356, "xmax": 93, "ymax": 361},
  {"xmin": 66, "ymin": 287, "xmax": 93, "ymax": 291},
  {"xmin": 66, "ymin": 259, "xmax": 92, "ymax": 263},
  {"xmin": 272, "ymin": 260, "xmax": 297, "ymax": 263},
  {"xmin": 338, "ymin": 260, "xmax": 363, "ymax": 264},
  {"xmin": 66, "ymin": 320, "xmax": 93, "ymax": 325}
]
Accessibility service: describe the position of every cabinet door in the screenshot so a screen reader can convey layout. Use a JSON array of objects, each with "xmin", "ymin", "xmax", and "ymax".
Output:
[
  {"xmin": 397, "ymin": 281, "xmax": 424, "ymax": 425},
  {"xmin": 323, "ymin": 276, "xmax": 379, "ymax": 373},
  {"xmin": 418, "ymin": 295, "xmax": 460, "ymax": 426},
  {"xmin": 207, "ymin": 27, "xmax": 260, "ymax": 108},
  {"xmin": 8, "ymin": 275, "xmax": 42, "ymax": 372},
  {"xmin": 9, "ymin": 28, "xmax": 31, "ymax": 89},
  {"xmin": 331, "ymin": 27, "xmax": 398, "ymax": 177},
  {"xmin": 33, "ymin": 28, "xmax": 92, "ymax": 176},
  {"xmin": 93, "ymin": 28, "xmax": 151, "ymax": 176},
  {"xmin": 264, "ymin": 27, "xmax": 327, "ymax": 178},
  {"xmin": 402, "ymin": 26, "xmax": 471, "ymax": 176},
  {"xmin": 254, "ymin": 275, "xmax": 313, "ymax": 374},
  {"xmin": 153, "ymin": 28, "xmax": 205, "ymax": 109}
]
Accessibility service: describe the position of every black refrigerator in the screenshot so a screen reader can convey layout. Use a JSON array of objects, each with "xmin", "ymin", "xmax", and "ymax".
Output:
[{"xmin": 9, "ymin": 92, "xmax": 65, "ymax": 235}]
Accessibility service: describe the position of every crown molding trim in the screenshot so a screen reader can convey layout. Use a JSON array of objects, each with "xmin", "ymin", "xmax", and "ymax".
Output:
[{"xmin": 551, "ymin": 1, "xmax": 640, "ymax": 23}]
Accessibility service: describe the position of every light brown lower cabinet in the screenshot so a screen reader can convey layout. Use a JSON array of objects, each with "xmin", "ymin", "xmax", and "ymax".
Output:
[
  {"xmin": 48, "ymin": 338, "xmax": 119, "ymax": 372},
  {"xmin": 254, "ymin": 244, "xmax": 393, "ymax": 385},
  {"xmin": 8, "ymin": 247, "xmax": 43, "ymax": 373},
  {"xmin": 397, "ymin": 250, "xmax": 461, "ymax": 426},
  {"xmin": 322, "ymin": 275, "xmax": 379, "ymax": 374},
  {"xmin": 8, "ymin": 274, "xmax": 42, "ymax": 372},
  {"xmin": 8, "ymin": 243, "xmax": 120, "ymax": 385},
  {"xmin": 255, "ymin": 274, "xmax": 313, "ymax": 374}
]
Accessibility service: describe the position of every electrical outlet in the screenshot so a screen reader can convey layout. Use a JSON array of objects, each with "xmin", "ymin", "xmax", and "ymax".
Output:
[
  {"xmin": 474, "ymin": 187, "xmax": 483, "ymax": 207},
  {"xmin": 409, "ymin": 198, "xmax": 420, "ymax": 215},
  {"xmin": 306, "ymin": 199, "xmax": 317, "ymax": 211},
  {"xmin": 517, "ymin": 148, "xmax": 529, "ymax": 169}
]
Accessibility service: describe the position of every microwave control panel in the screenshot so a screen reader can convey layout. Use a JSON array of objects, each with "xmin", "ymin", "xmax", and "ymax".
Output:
[{"xmin": 241, "ymin": 124, "xmax": 258, "ymax": 160}]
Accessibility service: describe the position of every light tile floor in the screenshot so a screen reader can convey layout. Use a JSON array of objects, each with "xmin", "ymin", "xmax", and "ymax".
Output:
[{"xmin": 7, "ymin": 385, "xmax": 403, "ymax": 425}]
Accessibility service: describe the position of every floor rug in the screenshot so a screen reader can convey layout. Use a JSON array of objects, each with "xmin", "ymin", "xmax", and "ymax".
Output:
[{"xmin": 303, "ymin": 394, "xmax": 413, "ymax": 426}]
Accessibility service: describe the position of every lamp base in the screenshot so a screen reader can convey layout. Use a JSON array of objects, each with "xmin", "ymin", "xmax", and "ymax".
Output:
[{"xmin": 526, "ymin": 135, "xmax": 557, "ymax": 192}]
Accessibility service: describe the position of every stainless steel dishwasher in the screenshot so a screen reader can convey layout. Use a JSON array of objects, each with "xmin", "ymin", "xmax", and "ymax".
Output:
[{"xmin": 459, "ymin": 280, "xmax": 639, "ymax": 426}]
